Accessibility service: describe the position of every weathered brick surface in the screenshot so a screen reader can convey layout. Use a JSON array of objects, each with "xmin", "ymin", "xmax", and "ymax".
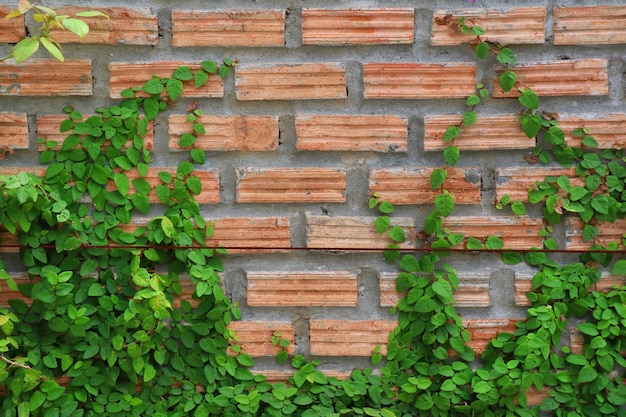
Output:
[
  {"xmin": 380, "ymin": 271, "xmax": 490, "ymax": 308},
  {"xmin": 172, "ymin": 10, "xmax": 285, "ymax": 47},
  {"xmin": 443, "ymin": 216, "xmax": 544, "ymax": 249},
  {"xmin": 0, "ymin": 60, "xmax": 92, "ymax": 96},
  {"xmin": 424, "ymin": 115, "xmax": 533, "ymax": 151},
  {"xmin": 0, "ymin": 112, "xmax": 28, "ymax": 150},
  {"xmin": 432, "ymin": 7, "xmax": 546, "ymax": 45},
  {"xmin": 237, "ymin": 168, "xmax": 346, "ymax": 203},
  {"xmin": 169, "ymin": 115, "xmax": 278, "ymax": 152},
  {"xmin": 247, "ymin": 271, "xmax": 358, "ymax": 307},
  {"xmin": 463, "ymin": 319, "xmax": 519, "ymax": 354},
  {"xmin": 363, "ymin": 63, "xmax": 476, "ymax": 99},
  {"xmin": 495, "ymin": 167, "xmax": 579, "ymax": 203},
  {"xmin": 206, "ymin": 217, "xmax": 291, "ymax": 253},
  {"xmin": 36, "ymin": 115, "xmax": 154, "ymax": 150},
  {"xmin": 370, "ymin": 167, "xmax": 481, "ymax": 205},
  {"xmin": 235, "ymin": 63, "xmax": 346, "ymax": 101},
  {"xmin": 493, "ymin": 59, "xmax": 609, "ymax": 98},
  {"xmin": 51, "ymin": 7, "xmax": 158, "ymax": 45},
  {"xmin": 554, "ymin": 6, "xmax": 626, "ymax": 45},
  {"xmin": 0, "ymin": 6, "xmax": 25, "ymax": 43},
  {"xmin": 559, "ymin": 114, "xmax": 626, "ymax": 149},
  {"xmin": 296, "ymin": 115, "xmax": 408, "ymax": 152},
  {"xmin": 302, "ymin": 8, "xmax": 414, "ymax": 45},
  {"xmin": 310, "ymin": 320, "xmax": 397, "ymax": 356},
  {"xmin": 228, "ymin": 321, "xmax": 295, "ymax": 357},
  {"xmin": 109, "ymin": 62, "xmax": 224, "ymax": 98},
  {"xmin": 305, "ymin": 215, "xmax": 415, "ymax": 250},
  {"xmin": 566, "ymin": 218, "xmax": 626, "ymax": 251},
  {"xmin": 0, "ymin": 274, "xmax": 29, "ymax": 305}
]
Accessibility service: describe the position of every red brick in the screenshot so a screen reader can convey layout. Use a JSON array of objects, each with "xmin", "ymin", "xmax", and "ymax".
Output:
[
  {"xmin": 424, "ymin": 115, "xmax": 533, "ymax": 151},
  {"xmin": 108, "ymin": 168, "xmax": 219, "ymax": 204},
  {"xmin": 296, "ymin": 115, "xmax": 407, "ymax": 152},
  {"xmin": 0, "ymin": 113, "xmax": 28, "ymax": 150},
  {"xmin": 0, "ymin": 59, "xmax": 92, "ymax": 96},
  {"xmin": 235, "ymin": 63, "xmax": 346, "ymax": 101},
  {"xmin": 443, "ymin": 216, "xmax": 544, "ymax": 250},
  {"xmin": 380, "ymin": 271, "xmax": 490, "ymax": 308},
  {"xmin": 559, "ymin": 114, "xmax": 626, "ymax": 149},
  {"xmin": 305, "ymin": 215, "xmax": 415, "ymax": 251},
  {"xmin": 370, "ymin": 167, "xmax": 481, "ymax": 205},
  {"xmin": 169, "ymin": 115, "xmax": 278, "ymax": 151},
  {"xmin": 172, "ymin": 10, "xmax": 285, "ymax": 47},
  {"xmin": 310, "ymin": 320, "xmax": 396, "ymax": 356},
  {"xmin": 36, "ymin": 115, "xmax": 154, "ymax": 151},
  {"xmin": 566, "ymin": 218, "xmax": 626, "ymax": 251},
  {"xmin": 554, "ymin": 6, "xmax": 626, "ymax": 45},
  {"xmin": 109, "ymin": 62, "xmax": 224, "ymax": 99},
  {"xmin": 0, "ymin": 6, "xmax": 25, "ymax": 43},
  {"xmin": 0, "ymin": 274, "xmax": 30, "ymax": 306},
  {"xmin": 432, "ymin": 7, "xmax": 546, "ymax": 45},
  {"xmin": 570, "ymin": 329, "xmax": 585, "ymax": 355},
  {"xmin": 495, "ymin": 167, "xmax": 579, "ymax": 203},
  {"xmin": 206, "ymin": 217, "xmax": 291, "ymax": 254},
  {"xmin": 463, "ymin": 318, "xmax": 519, "ymax": 354},
  {"xmin": 51, "ymin": 7, "xmax": 158, "ymax": 45},
  {"xmin": 237, "ymin": 168, "xmax": 346, "ymax": 203},
  {"xmin": 302, "ymin": 8, "xmax": 414, "ymax": 45},
  {"xmin": 363, "ymin": 63, "xmax": 476, "ymax": 99},
  {"xmin": 493, "ymin": 59, "xmax": 608, "ymax": 98},
  {"xmin": 247, "ymin": 271, "xmax": 357, "ymax": 307},
  {"xmin": 228, "ymin": 321, "xmax": 295, "ymax": 357}
]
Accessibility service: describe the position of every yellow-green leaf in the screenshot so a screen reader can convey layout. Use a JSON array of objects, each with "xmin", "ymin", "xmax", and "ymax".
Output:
[
  {"xmin": 13, "ymin": 37, "xmax": 39, "ymax": 64},
  {"xmin": 39, "ymin": 37, "xmax": 64, "ymax": 62}
]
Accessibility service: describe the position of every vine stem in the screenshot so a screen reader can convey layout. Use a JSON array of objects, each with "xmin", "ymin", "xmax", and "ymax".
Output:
[{"xmin": 0, "ymin": 354, "xmax": 33, "ymax": 370}]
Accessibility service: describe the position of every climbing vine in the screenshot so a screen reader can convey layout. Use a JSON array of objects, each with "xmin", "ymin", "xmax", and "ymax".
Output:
[{"xmin": 0, "ymin": 5, "xmax": 625, "ymax": 417}]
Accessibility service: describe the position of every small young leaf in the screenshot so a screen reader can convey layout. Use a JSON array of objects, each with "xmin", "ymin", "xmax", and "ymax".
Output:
[{"xmin": 466, "ymin": 94, "xmax": 481, "ymax": 106}]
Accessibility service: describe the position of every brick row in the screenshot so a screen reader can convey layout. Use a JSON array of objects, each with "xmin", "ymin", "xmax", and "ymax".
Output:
[
  {"xmin": 554, "ymin": 6, "xmax": 626, "ymax": 45},
  {"xmin": 0, "ymin": 6, "xmax": 25, "ymax": 43},
  {"xmin": 228, "ymin": 321, "xmax": 295, "ymax": 357},
  {"xmin": 247, "ymin": 271, "xmax": 358, "ymax": 307},
  {"xmin": 566, "ymin": 218, "xmax": 626, "ymax": 251},
  {"xmin": 559, "ymin": 114, "xmax": 626, "ymax": 149},
  {"xmin": 370, "ymin": 167, "xmax": 481, "ymax": 205},
  {"xmin": 380, "ymin": 271, "xmax": 490, "ymax": 308},
  {"xmin": 0, "ymin": 60, "xmax": 92, "ymax": 96},
  {"xmin": 495, "ymin": 167, "xmax": 579, "ymax": 203},
  {"xmin": 302, "ymin": 8, "xmax": 414, "ymax": 45},
  {"xmin": 432, "ymin": 8, "xmax": 546, "ymax": 45},
  {"xmin": 443, "ymin": 216, "xmax": 544, "ymax": 249},
  {"xmin": 0, "ymin": 112, "xmax": 28, "ymax": 150}
]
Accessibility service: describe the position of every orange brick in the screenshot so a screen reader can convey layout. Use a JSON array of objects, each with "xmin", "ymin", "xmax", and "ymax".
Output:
[
  {"xmin": 493, "ymin": 59, "xmax": 608, "ymax": 98},
  {"xmin": 559, "ymin": 114, "xmax": 626, "ymax": 149},
  {"xmin": 172, "ymin": 10, "xmax": 285, "ymax": 47},
  {"xmin": 247, "ymin": 271, "xmax": 357, "ymax": 307},
  {"xmin": 432, "ymin": 7, "xmax": 546, "ymax": 46},
  {"xmin": 108, "ymin": 168, "xmax": 219, "ymax": 205},
  {"xmin": 443, "ymin": 216, "xmax": 544, "ymax": 250},
  {"xmin": 206, "ymin": 217, "xmax": 291, "ymax": 253},
  {"xmin": 526, "ymin": 387, "xmax": 550, "ymax": 406},
  {"xmin": 380, "ymin": 271, "xmax": 490, "ymax": 308},
  {"xmin": 570, "ymin": 329, "xmax": 585, "ymax": 355},
  {"xmin": 310, "ymin": 320, "xmax": 396, "ymax": 356},
  {"xmin": 109, "ymin": 62, "xmax": 224, "ymax": 99},
  {"xmin": 0, "ymin": 59, "xmax": 92, "ymax": 96},
  {"xmin": 235, "ymin": 63, "xmax": 347, "ymax": 101},
  {"xmin": 424, "ymin": 115, "xmax": 533, "ymax": 151},
  {"xmin": 302, "ymin": 8, "xmax": 414, "ymax": 45},
  {"xmin": 237, "ymin": 168, "xmax": 346, "ymax": 203},
  {"xmin": 0, "ymin": 6, "xmax": 25, "ymax": 43},
  {"xmin": 566, "ymin": 218, "xmax": 626, "ymax": 251},
  {"xmin": 228, "ymin": 321, "xmax": 295, "ymax": 357},
  {"xmin": 296, "ymin": 115, "xmax": 407, "ymax": 152},
  {"xmin": 370, "ymin": 167, "xmax": 481, "ymax": 205},
  {"xmin": 495, "ymin": 167, "xmax": 579, "ymax": 203},
  {"xmin": 363, "ymin": 63, "xmax": 476, "ymax": 99},
  {"xmin": 554, "ymin": 6, "xmax": 626, "ymax": 45},
  {"xmin": 305, "ymin": 215, "xmax": 415, "ymax": 251},
  {"xmin": 463, "ymin": 318, "xmax": 519, "ymax": 354},
  {"xmin": 36, "ymin": 115, "xmax": 154, "ymax": 151},
  {"xmin": 0, "ymin": 113, "xmax": 28, "ymax": 150},
  {"xmin": 169, "ymin": 115, "xmax": 278, "ymax": 151},
  {"xmin": 51, "ymin": 7, "xmax": 158, "ymax": 45},
  {"xmin": 0, "ymin": 274, "xmax": 30, "ymax": 306}
]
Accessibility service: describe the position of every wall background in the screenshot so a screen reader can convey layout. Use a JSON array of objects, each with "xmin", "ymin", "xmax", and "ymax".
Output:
[{"xmin": 1, "ymin": 0, "xmax": 625, "ymax": 381}]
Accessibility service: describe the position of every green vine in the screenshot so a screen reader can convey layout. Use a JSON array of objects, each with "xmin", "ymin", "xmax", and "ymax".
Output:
[{"xmin": 0, "ymin": 8, "xmax": 625, "ymax": 417}]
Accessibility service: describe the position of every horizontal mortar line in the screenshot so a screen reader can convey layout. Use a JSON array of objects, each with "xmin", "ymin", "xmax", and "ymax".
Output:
[{"xmin": 1, "ymin": 244, "xmax": 624, "ymax": 254}]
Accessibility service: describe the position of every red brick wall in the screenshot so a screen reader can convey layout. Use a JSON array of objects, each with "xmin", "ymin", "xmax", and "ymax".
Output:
[{"xmin": 1, "ymin": 2, "xmax": 625, "ymax": 377}]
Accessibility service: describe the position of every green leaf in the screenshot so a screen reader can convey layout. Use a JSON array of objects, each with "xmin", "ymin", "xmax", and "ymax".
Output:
[
  {"xmin": 132, "ymin": 193, "xmax": 150, "ymax": 214},
  {"xmin": 496, "ymin": 48, "xmax": 517, "ymax": 64},
  {"xmin": 113, "ymin": 173, "xmax": 130, "ymax": 196},
  {"xmin": 62, "ymin": 18, "xmax": 90, "ymax": 38},
  {"xmin": 172, "ymin": 66, "xmax": 193, "ymax": 81},
  {"xmin": 40, "ymin": 37, "xmax": 64, "ymax": 62},
  {"xmin": 443, "ymin": 126, "xmax": 461, "ymax": 142},
  {"xmin": 190, "ymin": 148, "xmax": 206, "ymax": 164},
  {"xmin": 195, "ymin": 69, "xmax": 209, "ymax": 88},
  {"xmin": 143, "ymin": 364, "xmax": 157, "ymax": 382},
  {"xmin": 462, "ymin": 111, "xmax": 477, "ymax": 127},
  {"xmin": 612, "ymin": 259, "xmax": 626, "ymax": 275},
  {"xmin": 430, "ymin": 168, "xmax": 447, "ymax": 190},
  {"xmin": 501, "ymin": 252, "xmax": 522, "ymax": 265},
  {"xmin": 466, "ymin": 94, "xmax": 481, "ymax": 106},
  {"xmin": 485, "ymin": 236, "xmax": 504, "ymax": 250},
  {"xmin": 499, "ymin": 70, "xmax": 517, "ymax": 92},
  {"xmin": 518, "ymin": 89, "xmax": 538, "ymax": 110},
  {"xmin": 13, "ymin": 37, "xmax": 39, "ymax": 64},
  {"xmin": 521, "ymin": 114, "xmax": 543, "ymax": 138},
  {"xmin": 435, "ymin": 193, "xmax": 454, "ymax": 217},
  {"xmin": 201, "ymin": 60, "xmax": 218, "ymax": 73},
  {"xmin": 166, "ymin": 78, "xmax": 184, "ymax": 102},
  {"xmin": 466, "ymin": 237, "xmax": 483, "ymax": 250},
  {"xmin": 142, "ymin": 77, "xmax": 164, "ymax": 95},
  {"xmin": 511, "ymin": 200, "xmax": 526, "ymax": 215},
  {"xmin": 186, "ymin": 176, "xmax": 202, "ymax": 194},
  {"xmin": 443, "ymin": 146, "xmax": 460, "ymax": 166},
  {"xmin": 143, "ymin": 97, "xmax": 160, "ymax": 121},
  {"xmin": 577, "ymin": 365, "xmax": 598, "ymax": 383},
  {"xmin": 180, "ymin": 133, "xmax": 196, "ymax": 147},
  {"xmin": 432, "ymin": 279, "xmax": 453, "ymax": 302},
  {"xmin": 379, "ymin": 201, "xmax": 394, "ymax": 214},
  {"xmin": 388, "ymin": 226, "xmax": 405, "ymax": 243},
  {"xmin": 475, "ymin": 42, "xmax": 489, "ymax": 60}
]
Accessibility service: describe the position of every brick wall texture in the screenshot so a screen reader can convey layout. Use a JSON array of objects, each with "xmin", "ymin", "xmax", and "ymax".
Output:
[{"xmin": 1, "ymin": 0, "xmax": 625, "ymax": 377}]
